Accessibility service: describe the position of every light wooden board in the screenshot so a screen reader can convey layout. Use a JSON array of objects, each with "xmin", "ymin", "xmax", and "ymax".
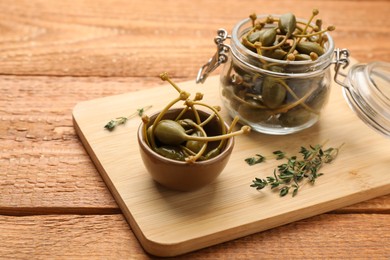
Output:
[{"xmin": 72, "ymin": 65, "xmax": 390, "ymax": 257}]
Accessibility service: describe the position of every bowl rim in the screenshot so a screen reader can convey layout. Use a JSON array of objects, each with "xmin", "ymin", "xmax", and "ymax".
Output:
[{"xmin": 137, "ymin": 108, "xmax": 235, "ymax": 166}]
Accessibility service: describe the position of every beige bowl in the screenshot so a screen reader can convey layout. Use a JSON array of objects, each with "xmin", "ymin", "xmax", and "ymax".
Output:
[{"xmin": 137, "ymin": 108, "xmax": 234, "ymax": 191}]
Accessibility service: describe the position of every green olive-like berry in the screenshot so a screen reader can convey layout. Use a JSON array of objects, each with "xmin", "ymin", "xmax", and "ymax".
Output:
[
  {"xmin": 238, "ymin": 105, "xmax": 271, "ymax": 123},
  {"xmin": 248, "ymin": 30, "xmax": 262, "ymax": 43},
  {"xmin": 204, "ymin": 148, "xmax": 221, "ymax": 160},
  {"xmin": 154, "ymin": 119, "xmax": 250, "ymax": 147},
  {"xmin": 261, "ymin": 48, "xmax": 287, "ymax": 60},
  {"xmin": 279, "ymin": 108, "xmax": 312, "ymax": 127},
  {"xmin": 294, "ymin": 53, "xmax": 312, "ymax": 61},
  {"xmin": 177, "ymin": 118, "xmax": 196, "ymax": 130},
  {"xmin": 154, "ymin": 119, "xmax": 188, "ymax": 145},
  {"xmin": 150, "ymin": 72, "xmax": 251, "ymax": 162},
  {"xmin": 261, "ymin": 77, "xmax": 287, "ymax": 109},
  {"xmin": 154, "ymin": 146, "xmax": 187, "ymax": 161},
  {"xmin": 259, "ymin": 28, "xmax": 277, "ymax": 46},
  {"xmin": 186, "ymin": 131, "xmax": 205, "ymax": 153},
  {"xmin": 296, "ymin": 41, "xmax": 325, "ymax": 56},
  {"xmin": 278, "ymin": 13, "xmax": 296, "ymax": 36}
]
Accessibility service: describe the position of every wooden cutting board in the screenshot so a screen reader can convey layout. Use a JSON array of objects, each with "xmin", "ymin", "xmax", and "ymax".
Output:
[{"xmin": 72, "ymin": 63, "xmax": 390, "ymax": 257}]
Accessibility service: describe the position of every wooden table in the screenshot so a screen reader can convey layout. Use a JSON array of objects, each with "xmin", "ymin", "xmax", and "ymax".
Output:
[{"xmin": 1, "ymin": 0, "xmax": 389, "ymax": 258}]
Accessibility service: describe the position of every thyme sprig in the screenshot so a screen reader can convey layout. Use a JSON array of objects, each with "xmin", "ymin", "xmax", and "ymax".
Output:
[
  {"xmin": 104, "ymin": 105, "xmax": 152, "ymax": 131},
  {"xmin": 249, "ymin": 143, "xmax": 343, "ymax": 197}
]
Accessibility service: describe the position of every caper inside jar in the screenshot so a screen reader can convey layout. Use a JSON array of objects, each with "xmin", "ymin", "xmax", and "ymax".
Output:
[{"xmin": 202, "ymin": 10, "xmax": 336, "ymax": 135}]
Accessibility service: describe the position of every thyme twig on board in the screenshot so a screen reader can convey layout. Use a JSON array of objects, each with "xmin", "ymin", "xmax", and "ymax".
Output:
[
  {"xmin": 104, "ymin": 105, "xmax": 152, "ymax": 131},
  {"xmin": 248, "ymin": 143, "xmax": 343, "ymax": 197}
]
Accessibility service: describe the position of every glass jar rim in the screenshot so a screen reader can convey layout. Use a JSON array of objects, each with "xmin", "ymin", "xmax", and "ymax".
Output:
[
  {"xmin": 230, "ymin": 14, "xmax": 335, "ymax": 77},
  {"xmin": 343, "ymin": 61, "xmax": 390, "ymax": 137}
]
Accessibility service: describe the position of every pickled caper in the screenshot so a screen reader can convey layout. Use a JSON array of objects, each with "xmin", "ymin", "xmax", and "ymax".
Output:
[
  {"xmin": 296, "ymin": 41, "xmax": 325, "ymax": 56},
  {"xmin": 154, "ymin": 119, "xmax": 188, "ymax": 145},
  {"xmin": 186, "ymin": 131, "xmax": 205, "ymax": 153},
  {"xmin": 238, "ymin": 104, "xmax": 271, "ymax": 123},
  {"xmin": 278, "ymin": 13, "xmax": 296, "ymax": 37},
  {"xmin": 217, "ymin": 10, "xmax": 334, "ymax": 133},
  {"xmin": 261, "ymin": 77, "xmax": 287, "ymax": 109},
  {"xmin": 259, "ymin": 27, "xmax": 277, "ymax": 46},
  {"xmin": 247, "ymin": 30, "xmax": 262, "ymax": 43},
  {"xmin": 204, "ymin": 147, "xmax": 221, "ymax": 160},
  {"xmin": 305, "ymin": 80, "xmax": 330, "ymax": 112},
  {"xmin": 279, "ymin": 108, "xmax": 312, "ymax": 127},
  {"xmin": 261, "ymin": 48, "xmax": 287, "ymax": 60},
  {"xmin": 155, "ymin": 146, "xmax": 187, "ymax": 161},
  {"xmin": 144, "ymin": 73, "xmax": 251, "ymax": 163},
  {"xmin": 242, "ymin": 10, "xmax": 334, "ymax": 60},
  {"xmin": 294, "ymin": 53, "xmax": 312, "ymax": 61}
]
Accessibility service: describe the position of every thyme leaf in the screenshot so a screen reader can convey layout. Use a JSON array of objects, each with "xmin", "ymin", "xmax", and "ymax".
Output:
[
  {"xmin": 137, "ymin": 107, "xmax": 147, "ymax": 116},
  {"xmin": 104, "ymin": 117, "xmax": 128, "ymax": 130},
  {"xmin": 272, "ymin": 150, "xmax": 286, "ymax": 160},
  {"xmin": 249, "ymin": 143, "xmax": 343, "ymax": 197},
  {"xmin": 245, "ymin": 150, "xmax": 285, "ymax": 166},
  {"xmin": 245, "ymin": 154, "xmax": 266, "ymax": 165}
]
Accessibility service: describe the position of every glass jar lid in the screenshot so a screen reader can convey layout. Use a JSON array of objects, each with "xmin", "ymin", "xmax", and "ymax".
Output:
[{"xmin": 342, "ymin": 61, "xmax": 390, "ymax": 137}]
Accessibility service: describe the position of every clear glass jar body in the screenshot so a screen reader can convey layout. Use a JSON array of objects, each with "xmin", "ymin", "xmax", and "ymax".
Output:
[{"xmin": 219, "ymin": 15, "xmax": 335, "ymax": 135}]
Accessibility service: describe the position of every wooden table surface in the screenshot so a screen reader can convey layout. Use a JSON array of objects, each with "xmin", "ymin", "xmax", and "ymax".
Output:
[{"xmin": 1, "ymin": 0, "xmax": 389, "ymax": 259}]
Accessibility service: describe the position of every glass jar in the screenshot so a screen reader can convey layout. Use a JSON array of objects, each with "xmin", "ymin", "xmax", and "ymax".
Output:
[
  {"xmin": 197, "ymin": 15, "xmax": 341, "ymax": 135},
  {"xmin": 338, "ymin": 61, "xmax": 390, "ymax": 137}
]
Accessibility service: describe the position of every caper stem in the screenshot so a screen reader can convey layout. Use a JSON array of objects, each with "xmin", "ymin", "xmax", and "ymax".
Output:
[
  {"xmin": 229, "ymin": 90, "xmax": 267, "ymax": 109},
  {"xmin": 286, "ymin": 37, "xmax": 298, "ymax": 57},
  {"xmin": 273, "ymin": 78, "xmax": 318, "ymax": 114},
  {"xmin": 199, "ymin": 112, "xmax": 216, "ymax": 127},
  {"xmin": 184, "ymin": 126, "xmax": 250, "ymax": 142},
  {"xmin": 242, "ymin": 37, "xmax": 257, "ymax": 50},
  {"xmin": 255, "ymin": 35, "xmax": 287, "ymax": 50},
  {"xmin": 159, "ymin": 72, "xmax": 182, "ymax": 93},
  {"xmin": 142, "ymin": 115, "xmax": 151, "ymax": 148},
  {"xmin": 271, "ymin": 86, "xmax": 317, "ymax": 114},
  {"xmin": 217, "ymin": 115, "xmax": 240, "ymax": 151},
  {"xmin": 175, "ymin": 106, "xmax": 189, "ymax": 121},
  {"xmin": 150, "ymin": 95, "xmax": 183, "ymax": 148},
  {"xmin": 190, "ymin": 105, "xmax": 202, "ymax": 125},
  {"xmin": 152, "ymin": 96, "xmax": 182, "ymax": 127},
  {"xmin": 293, "ymin": 28, "xmax": 330, "ymax": 38},
  {"xmin": 228, "ymin": 116, "xmax": 240, "ymax": 133},
  {"xmin": 152, "ymin": 74, "xmax": 191, "ymax": 147},
  {"xmin": 193, "ymin": 101, "xmax": 227, "ymax": 135},
  {"xmin": 249, "ymin": 13, "xmax": 257, "ymax": 27},
  {"xmin": 298, "ymin": 9, "xmax": 319, "ymax": 43},
  {"xmin": 184, "ymin": 120, "xmax": 208, "ymax": 163},
  {"xmin": 179, "ymin": 145, "xmax": 197, "ymax": 156},
  {"xmin": 244, "ymin": 21, "xmax": 263, "ymax": 42}
]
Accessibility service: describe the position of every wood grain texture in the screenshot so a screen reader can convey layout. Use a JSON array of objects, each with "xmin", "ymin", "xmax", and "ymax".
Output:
[
  {"xmin": 0, "ymin": 0, "xmax": 388, "ymax": 78},
  {"xmin": 1, "ymin": 0, "xmax": 389, "ymax": 258},
  {"xmin": 73, "ymin": 75, "xmax": 390, "ymax": 256},
  {"xmin": 0, "ymin": 214, "xmax": 388, "ymax": 259},
  {"xmin": 0, "ymin": 75, "xmax": 163, "ymax": 209},
  {"xmin": 1, "ymin": 75, "xmax": 389, "ymax": 212}
]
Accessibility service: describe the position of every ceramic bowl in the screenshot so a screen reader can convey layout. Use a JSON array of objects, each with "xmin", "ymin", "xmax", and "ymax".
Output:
[{"xmin": 137, "ymin": 108, "xmax": 234, "ymax": 191}]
